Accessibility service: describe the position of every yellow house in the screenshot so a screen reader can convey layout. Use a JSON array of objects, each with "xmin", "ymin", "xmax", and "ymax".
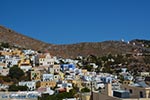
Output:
[
  {"xmin": 19, "ymin": 53, "xmax": 25, "ymax": 59},
  {"xmin": 30, "ymin": 71, "xmax": 41, "ymax": 81},
  {"xmin": 0, "ymin": 51, "xmax": 12, "ymax": 56},
  {"xmin": 82, "ymin": 69, "xmax": 88, "ymax": 75},
  {"xmin": 92, "ymin": 83, "xmax": 150, "ymax": 100},
  {"xmin": 59, "ymin": 72, "xmax": 65, "ymax": 80},
  {"xmin": 0, "ymin": 63, "xmax": 6, "ymax": 68},
  {"xmin": 121, "ymin": 83, "xmax": 150, "ymax": 98},
  {"xmin": 0, "ymin": 49, "xmax": 22, "ymax": 56},
  {"xmin": 66, "ymin": 79, "xmax": 82, "ymax": 88},
  {"xmin": 12, "ymin": 49, "xmax": 22, "ymax": 56},
  {"xmin": 36, "ymin": 81, "xmax": 56, "ymax": 88},
  {"xmin": 75, "ymin": 80, "xmax": 84, "ymax": 91},
  {"xmin": 18, "ymin": 59, "xmax": 31, "ymax": 67}
]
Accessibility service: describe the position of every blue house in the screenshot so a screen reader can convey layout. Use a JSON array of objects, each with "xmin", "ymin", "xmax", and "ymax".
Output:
[
  {"xmin": 101, "ymin": 77, "xmax": 112, "ymax": 84},
  {"xmin": 61, "ymin": 64, "xmax": 75, "ymax": 72}
]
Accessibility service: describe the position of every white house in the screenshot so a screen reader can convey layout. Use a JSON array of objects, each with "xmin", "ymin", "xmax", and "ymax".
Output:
[
  {"xmin": 0, "ymin": 84, "xmax": 9, "ymax": 90},
  {"xmin": 121, "ymin": 68, "xmax": 127, "ymax": 73},
  {"xmin": 5, "ymin": 56, "xmax": 20, "ymax": 68},
  {"xmin": 0, "ymin": 56, "xmax": 5, "ymax": 63},
  {"xmin": 39, "ymin": 53, "xmax": 54, "ymax": 66},
  {"xmin": 20, "ymin": 64, "xmax": 32, "ymax": 72},
  {"xmin": 95, "ymin": 81, "xmax": 105, "ymax": 89},
  {"xmin": 19, "ymin": 81, "xmax": 36, "ymax": 91},
  {"xmin": 90, "ymin": 63, "xmax": 98, "ymax": 69},
  {"xmin": 23, "ymin": 49, "xmax": 36, "ymax": 55},
  {"xmin": 120, "ymin": 72, "xmax": 133, "ymax": 81},
  {"xmin": 65, "ymin": 71, "xmax": 75, "ymax": 80},
  {"xmin": 63, "ymin": 59, "xmax": 79, "ymax": 65},
  {"xmin": 140, "ymin": 72, "xmax": 150, "ymax": 77},
  {"xmin": 82, "ymin": 75, "xmax": 92, "ymax": 81},
  {"xmin": 0, "ymin": 68, "xmax": 9, "ymax": 76},
  {"xmin": 42, "ymin": 74, "xmax": 54, "ymax": 81}
]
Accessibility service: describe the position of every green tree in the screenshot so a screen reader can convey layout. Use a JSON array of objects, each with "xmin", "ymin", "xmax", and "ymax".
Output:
[
  {"xmin": 81, "ymin": 87, "xmax": 90, "ymax": 93},
  {"xmin": 39, "ymin": 92, "xmax": 74, "ymax": 100},
  {"xmin": 2, "ymin": 76, "xmax": 11, "ymax": 82},
  {"xmin": 102, "ymin": 66, "xmax": 113, "ymax": 74},
  {"xmin": 0, "ymin": 46, "xmax": 2, "ymax": 50},
  {"xmin": 85, "ymin": 65, "xmax": 93, "ymax": 71},
  {"xmin": 95, "ymin": 66, "xmax": 102, "ymax": 73},
  {"xmin": 8, "ymin": 84, "xmax": 28, "ymax": 91},
  {"xmin": 87, "ymin": 55, "xmax": 97, "ymax": 63},
  {"xmin": 1, "ymin": 42, "xmax": 10, "ymax": 48},
  {"xmin": 9, "ymin": 65, "xmax": 25, "ymax": 80},
  {"xmin": 69, "ymin": 87, "xmax": 79, "ymax": 97},
  {"xmin": 144, "ymin": 56, "xmax": 150, "ymax": 64}
]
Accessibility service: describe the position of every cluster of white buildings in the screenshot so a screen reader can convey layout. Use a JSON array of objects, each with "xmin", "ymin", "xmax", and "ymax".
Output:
[{"xmin": 1, "ymin": 47, "xmax": 150, "ymax": 100}]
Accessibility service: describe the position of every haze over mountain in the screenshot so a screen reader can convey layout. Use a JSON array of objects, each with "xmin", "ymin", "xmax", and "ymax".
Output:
[{"xmin": 0, "ymin": 25, "xmax": 149, "ymax": 58}]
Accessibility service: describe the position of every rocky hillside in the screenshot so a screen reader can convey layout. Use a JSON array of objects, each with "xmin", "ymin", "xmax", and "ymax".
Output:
[
  {"xmin": 49, "ymin": 41, "xmax": 137, "ymax": 58},
  {"xmin": 0, "ymin": 26, "xmax": 51, "ymax": 50},
  {"xmin": 0, "ymin": 25, "xmax": 149, "ymax": 58}
]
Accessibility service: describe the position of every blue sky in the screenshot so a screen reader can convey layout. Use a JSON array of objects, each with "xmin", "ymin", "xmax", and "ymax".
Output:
[{"xmin": 0, "ymin": 0, "xmax": 150, "ymax": 44}]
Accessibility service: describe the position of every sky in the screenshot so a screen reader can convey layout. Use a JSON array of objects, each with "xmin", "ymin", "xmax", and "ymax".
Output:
[{"xmin": 0, "ymin": 0, "xmax": 150, "ymax": 44}]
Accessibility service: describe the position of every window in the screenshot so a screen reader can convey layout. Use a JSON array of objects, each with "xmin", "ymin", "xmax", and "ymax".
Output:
[
  {"xmin": 129, "ymin": 89, "xmax": 132, "ymax": 93},
  {"xmin": 140, "ymin": 91, "xmax": 143, "ymax": 98},
  {"xmin": 68, "ymin": 85, "xmax": 71, "ymax": 88}
]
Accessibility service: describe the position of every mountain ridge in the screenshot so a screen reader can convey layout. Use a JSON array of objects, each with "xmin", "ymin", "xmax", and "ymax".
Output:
[
  {"xmin": 0, "ymin": 25, "xmax": 149, "ymax": 58},
  {"xmin": 0, "ymin": 25, "xmax": 52, "ymax": 50}
]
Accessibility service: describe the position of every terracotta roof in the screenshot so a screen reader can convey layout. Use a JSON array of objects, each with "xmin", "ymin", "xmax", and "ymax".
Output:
[{"xmin": 57, "ymin": 88, "xmax": 66, "ymax": 92}]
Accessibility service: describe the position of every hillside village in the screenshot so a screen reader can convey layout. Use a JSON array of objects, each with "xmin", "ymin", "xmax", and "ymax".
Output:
[{"xmin": 0, "ymin": 42, "xmax": 150, "ymax": 100}]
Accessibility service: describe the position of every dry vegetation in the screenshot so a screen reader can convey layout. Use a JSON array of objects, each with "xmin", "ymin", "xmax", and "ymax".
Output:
[{"xmin": 0, "ymin": 25, "xmax": 150, "ymax": 58}]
